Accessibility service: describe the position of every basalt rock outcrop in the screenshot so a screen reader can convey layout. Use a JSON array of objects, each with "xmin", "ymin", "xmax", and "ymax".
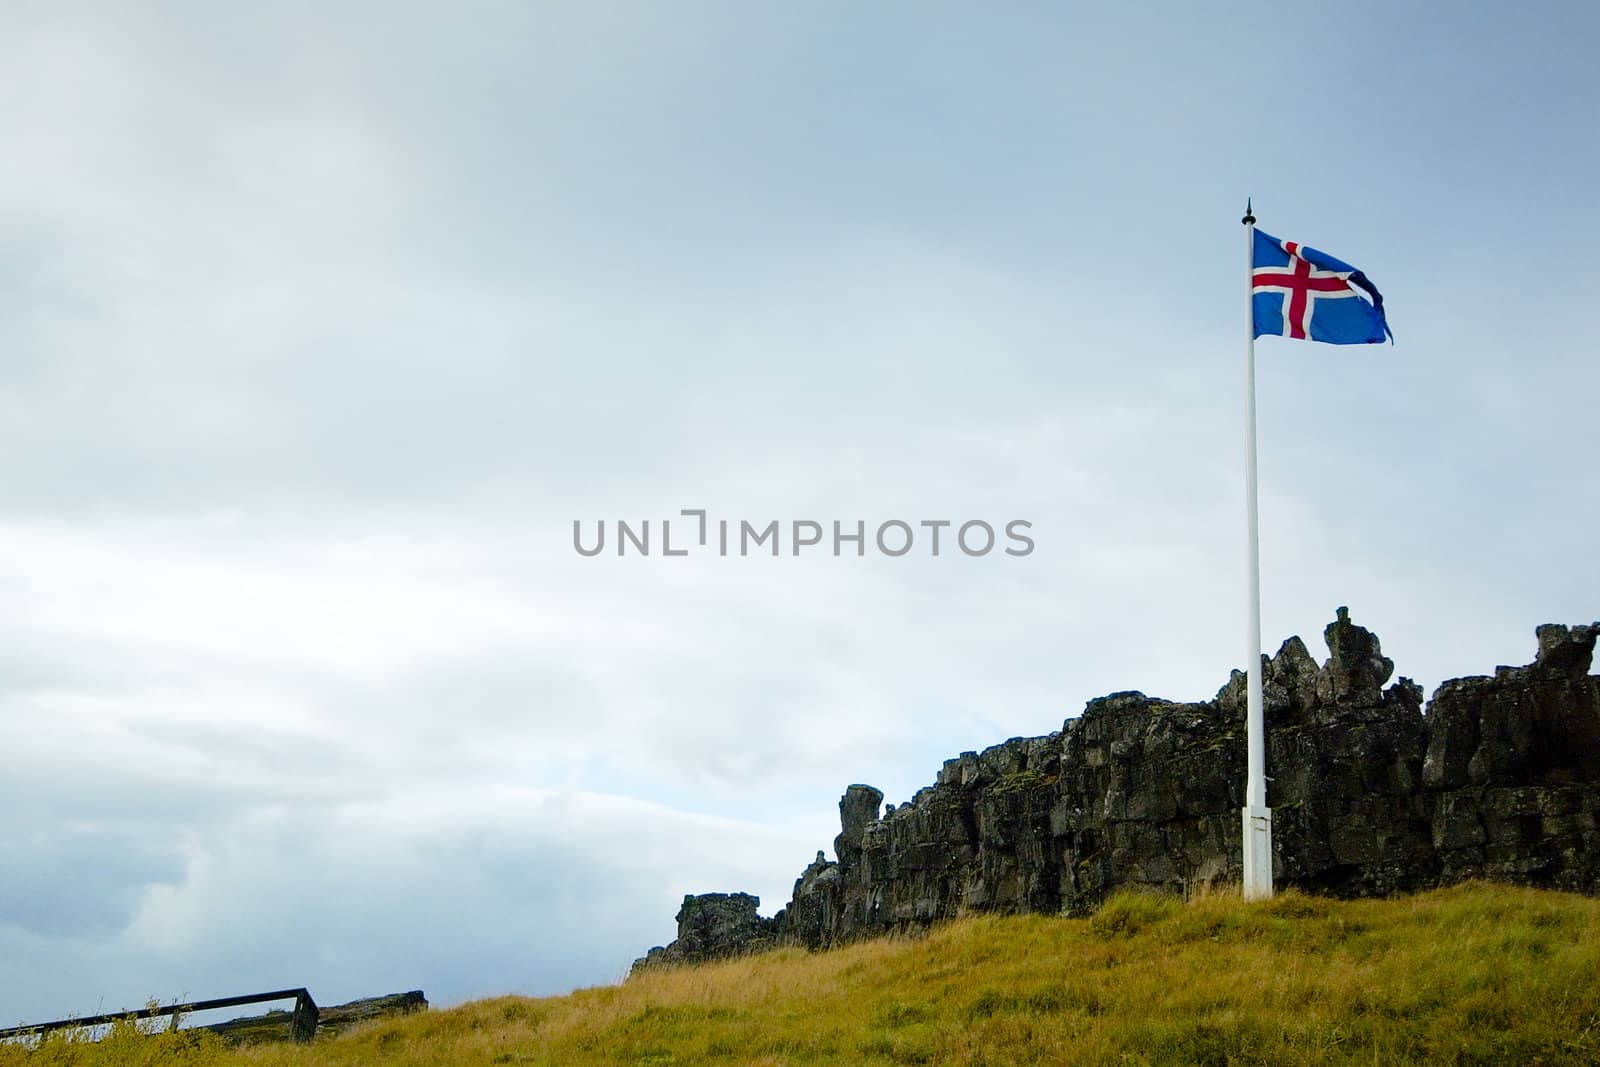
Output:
[
  {"xmin": 631, "ymin": 892, "xmax": 778, "ymax": 971},
  {"xmin": 632, "ymin": 610, "xmax": 1600, "ymax": 971}
]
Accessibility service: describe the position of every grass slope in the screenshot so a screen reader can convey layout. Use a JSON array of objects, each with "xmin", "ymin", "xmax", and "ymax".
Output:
[{"xmin": 7, "ymin": 882, "xmax": 1600, "ymax": 1065}]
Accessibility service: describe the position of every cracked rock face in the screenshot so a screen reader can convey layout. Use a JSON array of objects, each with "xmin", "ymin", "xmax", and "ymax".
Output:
[
  {"xmin": 634, "ymin": 611, "xmax": 1600, "ymax": 970},
  {"xmin": 631, "ymin": 892, "xmax": 777, "ymax": 973}
]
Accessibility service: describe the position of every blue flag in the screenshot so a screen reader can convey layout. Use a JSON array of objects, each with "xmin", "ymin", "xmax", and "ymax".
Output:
[{"xmin": 1252, "ymin": 229, "xmax": 1391, "ymax": 344}]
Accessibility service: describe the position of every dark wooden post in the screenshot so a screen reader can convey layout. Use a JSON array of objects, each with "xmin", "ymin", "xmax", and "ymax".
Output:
[{"xmin": 289, "ymin": 990, "xmax": 319, "ymax": 1044}]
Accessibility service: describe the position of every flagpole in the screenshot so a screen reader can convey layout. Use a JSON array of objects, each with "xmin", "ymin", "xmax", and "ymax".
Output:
[{"xmin": 1241, "ymin": 199, "xmax": 1273, "ymax": 900}]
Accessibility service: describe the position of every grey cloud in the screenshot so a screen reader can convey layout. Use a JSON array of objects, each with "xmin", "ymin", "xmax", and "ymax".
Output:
[
  {"xmin": 0, "ymin": 789, "xmax": 818, "ymax": 1021},
  {"xmin": 0, "ymin": 830, "xmax": 185, "ymax": 939}
]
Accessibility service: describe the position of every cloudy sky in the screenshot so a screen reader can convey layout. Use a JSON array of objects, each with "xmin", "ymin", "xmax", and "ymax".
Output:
[{"xmin": 2, "ymin": 1, "xmax": 1596, "ymax": 1024}]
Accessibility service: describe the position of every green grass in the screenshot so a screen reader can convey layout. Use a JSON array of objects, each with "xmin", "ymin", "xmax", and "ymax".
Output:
[{"xmin": 6, "ymin": 882, "xmax": 1600, "ymax": 1065}]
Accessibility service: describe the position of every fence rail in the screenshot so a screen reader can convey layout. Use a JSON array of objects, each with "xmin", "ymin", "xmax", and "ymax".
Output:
[{"xmin": 0, "ymin": 988, "xmax": 319, "ymax": 1044}]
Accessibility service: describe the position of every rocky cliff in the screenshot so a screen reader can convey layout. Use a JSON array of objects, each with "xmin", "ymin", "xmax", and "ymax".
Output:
[{"xmin": 633, "ymin": 610, "xmax": 1600, "ymax": 971}]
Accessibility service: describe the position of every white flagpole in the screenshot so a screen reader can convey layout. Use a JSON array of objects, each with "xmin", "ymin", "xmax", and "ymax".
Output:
[{"xmin": 1241, "ymin": 199, "xmax": 1273, "ymax": 900}]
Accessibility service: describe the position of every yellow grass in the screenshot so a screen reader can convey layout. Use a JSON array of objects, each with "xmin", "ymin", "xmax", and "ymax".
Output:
[{"xmin": 7, "ymin": 882, "xmax": 1600, "ymax": 1065}]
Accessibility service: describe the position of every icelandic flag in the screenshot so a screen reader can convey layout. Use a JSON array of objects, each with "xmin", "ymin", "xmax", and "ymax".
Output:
[{"xmin": 1252, "ymin": 229, "xmax": 1392, "ymax": 344}]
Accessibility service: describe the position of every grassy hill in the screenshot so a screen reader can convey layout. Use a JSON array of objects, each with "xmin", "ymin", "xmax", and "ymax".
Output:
[{"xmin": 7, "ymin": 882, "xmax": 1600, "ymax": 1066}]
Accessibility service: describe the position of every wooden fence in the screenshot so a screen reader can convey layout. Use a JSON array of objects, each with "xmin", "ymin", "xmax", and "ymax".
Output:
[{"xmin": 0, "ymin": 987, "xmax": 319, "ymax": 1044}]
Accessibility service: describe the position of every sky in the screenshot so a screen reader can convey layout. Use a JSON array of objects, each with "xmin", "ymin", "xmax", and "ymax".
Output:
[{"xmin": 1, "ymin": 0, "xmax": 1597, "ymax": 1024}]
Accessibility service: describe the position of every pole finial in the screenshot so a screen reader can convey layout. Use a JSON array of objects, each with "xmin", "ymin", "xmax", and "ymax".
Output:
[{"xmin": 1242, "ymin": 197, "xmax": 1255, "ymax": 225}]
